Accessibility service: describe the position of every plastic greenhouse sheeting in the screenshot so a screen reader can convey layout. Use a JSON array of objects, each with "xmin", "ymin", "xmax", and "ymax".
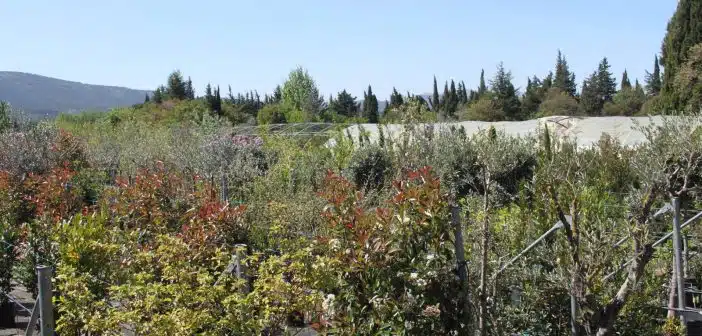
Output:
[{"xmin": 329, "ymin": 115, "xmax": 686, "ymax": 149}]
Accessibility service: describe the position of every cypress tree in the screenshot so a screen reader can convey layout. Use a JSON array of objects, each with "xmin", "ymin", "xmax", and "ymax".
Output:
[
  {"xmin": 185, "ymin": 77, "xmax": 195, "ymax": 99},
  {"xmin": 478, "ymin": 69, "xmax": 487, "ymax": 96},
  {"xmin": 441, "ymin": 81, "xmax": 451, "ymax": 117},
  {"xmin": 554, "ymin": 50, "xmax": 577, "ymax": 96},
  {"xmin": 144, "ymin": 93, "xmax": 150, "ymax": 103},
  {"xmin": 432, "ymin": 76, "xmax": 440, "ymax": 112},
  {"xmin": 389, "ymin": 87, "xmax": 404, "ymax": 109},
  {"xmin": 621, "ymin": 70, "xmax": 632, "ymax": 90},
  {"xmin": 645, "ymin": 55, "xmax": 662, "ymax": 96},
  {"xmin": 661, "ymin": 0, "xmax": 702, "ymax": 109},
  {"xmin": 213, "ymin": 86, "xmax": 222, "ymax": 115},
  {"xmin": 363, "ymin": 85, "xmax": 379, "ymax": 123}
]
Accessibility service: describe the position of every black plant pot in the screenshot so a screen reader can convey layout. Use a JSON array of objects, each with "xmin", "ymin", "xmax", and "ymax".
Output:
[{"xmin": 0, "ymin": 300, "xmax": 15, "ymax": 328}]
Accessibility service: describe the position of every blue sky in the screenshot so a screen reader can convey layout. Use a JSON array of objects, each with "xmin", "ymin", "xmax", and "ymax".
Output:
[{"xmin": 0, "ymin": 0, "xmax": 678, "ymax": 99}]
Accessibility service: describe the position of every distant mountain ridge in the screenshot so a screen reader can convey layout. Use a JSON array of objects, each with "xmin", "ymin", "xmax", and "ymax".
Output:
[{"xmin": 0, "ymin": 71, "xmax": 150, "ymax": 118}]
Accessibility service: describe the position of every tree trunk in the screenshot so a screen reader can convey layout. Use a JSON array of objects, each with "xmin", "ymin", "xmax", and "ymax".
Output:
[{"xmin": 595, "ymin": 245, "xmax": 654, "ymax": 336}]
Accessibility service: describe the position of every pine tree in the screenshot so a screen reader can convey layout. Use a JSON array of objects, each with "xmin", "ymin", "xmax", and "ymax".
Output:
[
  {"xmin": 597, "ymin": 57, "xmax": 617, "ymax": 103},
  {"xmin": 490, "ymin": 62, "xmax": 521, "ymax": 120},
  {"xmin": 363, "ymin": 85, "xmax": 379, "ymax": 123},
  {"xmin": 661, "ymin": 0, "xmax": 702, "ymax": 109},
  {"xmin": 185, "ymin": 77, "xmax": 195, "ymax": 99},
  {"xmin": 167, "ymin": 70, "xmax": 187, "ymax": 100},
  {"xmin": 432, "ymin": 76, "xmax": 440, "ymax": 112},
  {"xmin": 645, "ymin": 55, "xmax": 662, "ymax": 96},
  {"xmin": 621, "ymin": 70, "xmax": 632, "ymax": 90},
  {"xmin": 554, "ymin": 50, "xmax": 577, "ymax": 96},
  {"xmin": 478, "ymin": 69, "xmax": 488, "ymax": 96},
  {"xmin": 330, "ymin": 90, "xmax": 358, "ymax": 117}
]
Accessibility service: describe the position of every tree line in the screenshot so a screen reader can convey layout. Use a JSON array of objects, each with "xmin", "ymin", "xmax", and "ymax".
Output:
[{"xmin": 140, "ymin": 0, "xmax": 700, "ymax": 125}]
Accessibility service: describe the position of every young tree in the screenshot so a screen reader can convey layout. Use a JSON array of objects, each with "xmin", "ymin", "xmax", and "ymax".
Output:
[
  {"xmin": 153, "ymin": 86, "xmax": 164, "ymax": 104},
  {"xmin": 0, "ymin": 101, "xmax": 11, "ymax": 133},
  {"xmin": 597, "ymin": 57, "xmax": 617, "ymax": 104},
  {"xmin": 521, "ymin": 76, "xmax": 544, "ymax": 117},
  {"xmin": 441, "ymin": 81, "xmax": 451, "ymax": 118},
  {"xmin": 645, "ymin": 55, "xmax": 662, "ymax": 96},
  {"xmin": 143, "ymin": 93, "xmax": 150, "ymax": 103}
]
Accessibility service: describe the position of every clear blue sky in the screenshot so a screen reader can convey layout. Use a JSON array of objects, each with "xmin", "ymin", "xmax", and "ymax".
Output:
[{"xmin": 0, "ymin": 0, "xmax": 678, "ymax": 99}]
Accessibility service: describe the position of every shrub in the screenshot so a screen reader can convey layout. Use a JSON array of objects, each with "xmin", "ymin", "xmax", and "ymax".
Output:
[{"xmin": 346, "ymin": 144, "xmax": 393, "ymax": 192}]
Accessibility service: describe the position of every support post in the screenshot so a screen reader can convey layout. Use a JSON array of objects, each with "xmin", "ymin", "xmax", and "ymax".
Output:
[
  {"xmin": 672, "ymin": 197, "xmax": 686, "ymax": 326},
  {"xmin": 37, "ymin": 266, "xmax": 53, "ymax": 336},
  {"xmin": 571, "ymin": 293, "xmax": 578, "ymax": 336},
  {"xmin": 450, "ymin": 203, "xmax": 470, "ymax": 331}
]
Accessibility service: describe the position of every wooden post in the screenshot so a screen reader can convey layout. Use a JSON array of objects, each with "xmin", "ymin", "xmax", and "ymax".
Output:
[
  {"xmin": 37, "ymin": 266, "xmax": 53, "ymax": 336},
  {"xmin": 672, "ymin": 197, "xmax": 686, "ymax": 326}
]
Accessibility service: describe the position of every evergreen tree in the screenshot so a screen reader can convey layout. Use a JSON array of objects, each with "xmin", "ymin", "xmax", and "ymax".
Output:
[
  {"xmin": 521, "ymin": 76, "xmax": 544, "ymax": 118},
  {"xmin": 153, "ymin": 87, "xmax": 164, "ymax": 104},
  {"xmin": 144, "ymin": 93, "xmax": 150, "ymax": 103},
  {"xmin": 273, "ymin": 85, "xmax": 283, "ymax": 103},
  {"xmin": 441, "ymin": 82, "xmax": 451, "ymax": 117},
  {"xmin": 542, "ymin": 71, "xmax": 553, "ymax": 90},
  {"xmin": 432, "ymin": 76, "xmax": 440, "ymax": 112},
  {"xmin": 363, "ymin": 85, "xmax": 379, "ymax": 123},
  {"xmin": 597, "ymin": 57, "xmax": 617, "ymax": 103},
  {"xmin": 185, "ymin": 77, "xmax": 195, "ymax": 99},
  {"xmin": 645, "ymin": 55, "xmax": 662, "ymax": 96},
  {"xmin": 554, "ymin": 50, "xmax": 577, "ymax": 96},
  {"xmin": 228, "ymin": 85, "xmax": 235, "ymax": 102},
  {"xmin": 661, "ymin": 0, "xmax": 702, "ymax": 109},
  {"xmin": 449, "ymin": 80, "xmax": 458, "ymax": 110},
  {"xmin": 213, "ymin": 86, "xmax": 222, "ymax": 115},
  {"xmin": 620, "ymin": 70, "xmax": 632, "ymax": 90},
  {"xmin": 490, "ymin": 62, "xmax": 521, "ymax": 120},
  {"xmin": 579, "ymin": 72, "xmax": 600, "ymax": 115},
  {"xmin": 330, "ymin": 90, "xmax": 358, "ymax": 117},
  {"xmin": 389, "ymin": 87, "xmax": 404, "ymax": 109},
  {"xmin": 167, "ymin": 70, "xmax": 187, "ymax": 100},
  {"xmin": 478, "ymin": 69, "xmax": 488, "ymax": 96}
]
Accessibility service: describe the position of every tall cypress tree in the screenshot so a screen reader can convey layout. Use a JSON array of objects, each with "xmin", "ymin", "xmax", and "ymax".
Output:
[
  {"xmin": 363, "ymin": 85, "xmax": 379, "ymax": 123},
  {"xmin": 441, "ymin": 82, "xmax": 451, "ymax": 117},
  {"xmin": 661, "ymin": 0, "xmax": 702, "ymax": 109},
  {"xmin": 621, "ymin": 70, "xmax": 632, "ymax": 90},
  {"xmin": 478, "ymin": 69, "xmax": 488, "ymax": 96},
  {"xmin": 185, "ymin": 77, "xmax": 195, "ymax": 99},
  {"xmin": 432, "ymin": 76, "xmax": 440, "ymax": 112},
  {"xmin": 645, "ymin": 55, "xmax": 662, "ymax": 96}
]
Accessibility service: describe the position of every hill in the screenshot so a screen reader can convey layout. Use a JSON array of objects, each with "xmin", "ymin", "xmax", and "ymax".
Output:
[{"xmin": 0, "ymin": 71, "xmax": 150, "ymax": 118}]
